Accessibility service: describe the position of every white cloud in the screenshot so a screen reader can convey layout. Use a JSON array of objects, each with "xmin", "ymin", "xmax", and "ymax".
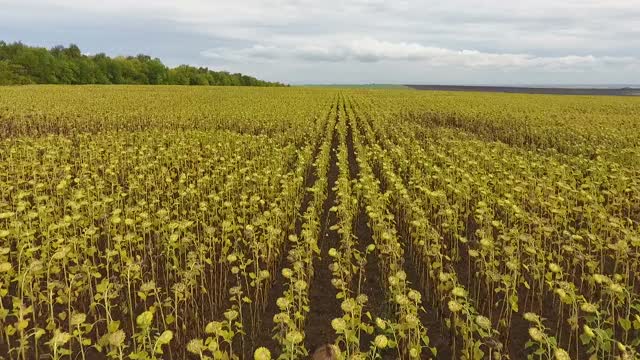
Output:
[
  {"xmin": 202, "ymin": 37, "xmax": 639, "ymax": 72},
  {"xmin": 2, "ymin": 0, "xmax": 640, "ymax": 83}
]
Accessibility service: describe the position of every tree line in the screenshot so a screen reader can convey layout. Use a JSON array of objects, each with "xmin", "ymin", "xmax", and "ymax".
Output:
[{"xmin": 0, "ymin": 41, "xmax": 285, "ymax": 86}]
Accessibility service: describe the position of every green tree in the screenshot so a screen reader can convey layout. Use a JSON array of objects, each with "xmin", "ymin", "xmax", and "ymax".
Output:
[{"xmin": 0, "ymin": 41, "xmax": 284, "ymax": 86}]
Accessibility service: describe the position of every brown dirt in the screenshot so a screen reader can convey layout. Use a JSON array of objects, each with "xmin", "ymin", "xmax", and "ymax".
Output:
[
  {"xmin": 304, "ymin": 111, "xmax": 342, "ymax": 354},
  {"xmin": 250, "ymin": 105, "xmax": 333, "ymax": 357}
]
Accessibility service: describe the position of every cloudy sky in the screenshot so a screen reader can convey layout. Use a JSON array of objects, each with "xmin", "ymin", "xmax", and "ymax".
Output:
[{"xmin": 2, "ymin": 0, "xmax": 639, "ymax": 84}]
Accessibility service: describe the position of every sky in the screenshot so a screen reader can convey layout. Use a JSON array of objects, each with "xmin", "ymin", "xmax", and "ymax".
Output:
[{"xmin": 1, "ymin": 0, "xmax": 639, "ymax": 85}]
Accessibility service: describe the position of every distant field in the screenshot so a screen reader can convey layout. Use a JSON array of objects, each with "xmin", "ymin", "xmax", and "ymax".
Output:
[
  {"xmin": 1, "ymin": 86, "xmax": 639, "ymax": 360},
  {"xmin": 301, "ymin": 84, "xmax": 411, "ymax": 89},
  {"xmin": 407, "ymin": 84, "xmax": 640, "ymax": 96}
]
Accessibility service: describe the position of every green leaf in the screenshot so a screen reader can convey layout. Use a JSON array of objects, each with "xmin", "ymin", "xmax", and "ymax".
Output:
[
  {"xmin": 580, "ymin": 333, "xmax": 592, "ymax": 345},
  {"xmin": 108, "ymin": 320, "xmax": 122, "ymax": 333},
  {"xmin": 157, "ymin": 330, "xmax": 174, "ymax": 346},
  {"xmin": 71, "ymin": 313, "xmax": 87, "ymax": 326},
  {"xmin": 619, "ymin": 318, "xmax": 632, "ymax": 331},
  {"xmin": 136, "ymin": 311, "xmax": 153, "ymax": 328},
  {"xmin": 5, "ymin": 324, "xmax": 16, "ymax": 336},
  {"xmin": 0, "ymin": 262, "xmax": 12, "ymax": 273},
  {"xmin": 509, "ymin": 294, "xmax": 519, "ymax": 312},
  {"xmin": 473, "ymin": 343, "xmax": 485, "ymax": 360}
]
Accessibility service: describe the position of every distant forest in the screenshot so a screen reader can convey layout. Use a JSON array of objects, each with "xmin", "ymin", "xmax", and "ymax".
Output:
[{"xmin": 0, "ymin": 41, "xmax": 284, "ymax": 86}]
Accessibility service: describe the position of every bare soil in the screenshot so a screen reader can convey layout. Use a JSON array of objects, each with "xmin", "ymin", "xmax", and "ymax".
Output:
[
  {"xmin": 406, "ymin": 85, "xmax": 640, "ymax": 96},
  {"xmin": 304, "ymin": 113, "xmax": 342, "ymax": 354}
]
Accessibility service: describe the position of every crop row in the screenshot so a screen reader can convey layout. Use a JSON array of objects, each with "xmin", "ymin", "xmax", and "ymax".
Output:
[
  {"xmin": 1, "ymin": 87, "xmax": 640, "ymax": 359},
  {"xmin": 350, "ymin": 94, "xmax": 640, "ymax": 359}
]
